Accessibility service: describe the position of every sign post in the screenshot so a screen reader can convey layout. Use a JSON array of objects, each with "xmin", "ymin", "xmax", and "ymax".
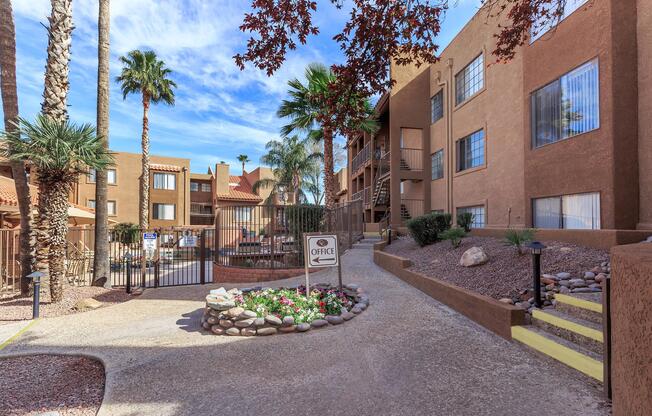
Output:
[
  {"xmin": 303, "ymin": 233, "xmax": 340, "ymax": 296},
  {"xmin": 142, "ymin": 232, "xmax": 157, "ymax": 288}
]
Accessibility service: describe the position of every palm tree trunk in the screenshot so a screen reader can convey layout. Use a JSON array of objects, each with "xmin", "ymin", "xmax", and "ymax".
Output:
[
  {"xmin": 45, "ymin": 180, "xmax": 73, "ymax": 302},
  {"xmin": 0, "ymin": 0, "xmax": 35, "ymax": 295},
  {"xmin": 92, "ymin": 0, "xmax": 111, "ymax": 288},
  {"xmin": 140, "ymin": 93, "xmax": 151, "ymax": 229},
  {"xmin": 35, "ymin": 183, "xmax": 51, "ymax": 295},
  {"xmin": 323, "ymin": 128, "xmax": 335, "ymax": 210},
  {"xmin": 41, "ymin": 0, "xmax": 73, "ymax": 122}
]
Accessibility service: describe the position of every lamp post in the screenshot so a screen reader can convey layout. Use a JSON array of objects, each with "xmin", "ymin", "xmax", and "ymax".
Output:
[
  {"xmin": 528, "ymin": 241, "xmax": 546, "ymax": 308},
  {"xmin": 26, "ymin": 271, "xmax": 44, "ymax": 319}
]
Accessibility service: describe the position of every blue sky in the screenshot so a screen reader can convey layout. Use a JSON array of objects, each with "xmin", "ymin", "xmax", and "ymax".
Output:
[{"xmin": 6, "ymin": 0, "xmax": 482, "ymax": 174}]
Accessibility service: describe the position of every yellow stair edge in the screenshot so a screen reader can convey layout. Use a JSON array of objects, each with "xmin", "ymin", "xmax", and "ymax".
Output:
[
  {"xmin": 531, "ymin": 309, "xmax": 603, "ymax": 343},
  {"xmin": 511, "ymin": 326, "xmax": 603, "ymax": 382},
  {"xmin": 554, "ymin": 293, "xmax": 603, "ymax": 314}
]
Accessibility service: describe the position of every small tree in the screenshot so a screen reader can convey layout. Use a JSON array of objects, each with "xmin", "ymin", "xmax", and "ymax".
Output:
[
  {"xmin": 504, "ymin": 228, "xmax": 536, "ymax": 255},
  {"xmin": 457, "ymin": 212, "xmax": 474, "ymax": 233},
  {"xmin": 237, "ymin": 154, "xmax": 250, "ymax": 174},
  {"xmin": 113, "ymin": 222, "xmax": 140, "ymax": 245}
]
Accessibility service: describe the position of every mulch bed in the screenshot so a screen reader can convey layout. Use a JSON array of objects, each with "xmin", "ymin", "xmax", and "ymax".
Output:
[
  {"xmin": 1, "ymin": 286, "xmax": 132, "ymax": 324},
  {"xmin": 384, "ymin": 236, "xmax": 609, "ymax": 300},
  {"xmin": 0, "ymin": 354, "xmax": 105, "ymax": 416}
]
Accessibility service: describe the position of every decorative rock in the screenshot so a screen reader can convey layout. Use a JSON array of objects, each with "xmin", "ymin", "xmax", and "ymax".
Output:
[
  {"xmin": 208, "ymin": 309, "xmax": 221, "ymax": 317},
  {"xmin": 354, "ymin": 303, "xmax": 367, "ymax": 311},
  {"xmin": 253, "ymin": 318, "xmax": 266, "ymax": 327},
  {"xmin": 225, "ymin": 327, "xmax": 241, "ymax": 336},
  {"xmin": 558, "ymin": 280, "xmax": 571, "ymax": 287},
  {"xmin": 235, "ymin": 318, "xmax": 256, "ymax": 328},
  {"xmin": 358, "ymin": 296, "xmax": 370, "ymax": 305},
  {"xmin": 227, "ymin": 288, "xmax": 242, "ymax": 296},
  {"xmin": 279, "ymin": 325, "xmax": 296, "ymax": 333},
  {"xmin": 227, "ymin": 307, "xmax": 245, "ymax": 318},
  {"xmin": 559, "ymin": 286, "xmax": 571, "ymax": 294},
  {"xmin": 282, "ymin": 316, "xmax": 295, "ymax": 326},
  {"xmin": 542, "ymin": 273, "xmax": 559, "ymax": 281},
  {"xmin": 341, "ymin": 312, "xmax": 355, "ymax": 321},
  {"xmin": 326, "ymin": 315, "xmax": 344, "ymax": 325},
  {"xmin": 296, "ymin": 323, "xmax": 311, "ymax": 332},
  {"xmin": 570, "ymin": 279, "xmax": 587, "ymax": 288},
  {"xmin": 557, "ymin": 272, "xmax": 571, "ymax": 279},
  {"xmin": 219, "ymin": 319, "xmax": 234, "ymax": 329},
  {"xmin": 584, "ymin": 271, "xmax": 596, "ymax": 279},
  {"xmin": 515, "ymin": 302, "xmax": 529, "ymax": 310},
  {"xmin": 74, "ymin": 298, "xmax": 103, "ymax": 310},
  {"xmin": 265, "ymin": 315, "xmax": 282, "ymax": 326},
  {"xmin": 257, "ymin": 327, "xmax": 277, "ymax": 336},
  {"xmin": 207, "ymin": 301, "xmax": 235, "ymax": 311},
  {"xmin": 541, "ymin": 277, "xmax": 557, "ymax": 286},
  {"xmin": 311, "ymin": 319, "xmax": 328, "ymax": 328},
  {"xmin": 207, "ymin": 316, "xmax": 218, "ymax": 325},
  {"xmin": 238, "ymin": 310, "xmax": 257, "ymax": 320},
  {"xmin": 572, "ymin": 287, "xmax": 594, "ymax": 293},
  {"xmin": 589, "ymin": 283, "xmax": 602, "ymax": 289},
  {"xmin": 498, "ymin": 298, "xmax": 513, "ymax": 305},
  {"xmin": 545, "ymin": 284, "xmax": 555, "ymax": 291},
  {"xmin": 241, "ymin": 328, "xmax": 257, "ymax": 336},
  {"xmin": 459, "ymin": 246, "xmax": 489, "ymax": 267},
  {"xmin": 595, "ymin": 273, "xmax": 606, "ymax": 283},
  {"xmin": 202, "ymin": 322, "xmax": 211, "ymax": 330},
  {"xmin": 210, "ymin": 325, "xmax": 225, "ymax": 335},
  {"xmin": 351, "ymin": 306, "xmax": 362, "ymax": 314}
]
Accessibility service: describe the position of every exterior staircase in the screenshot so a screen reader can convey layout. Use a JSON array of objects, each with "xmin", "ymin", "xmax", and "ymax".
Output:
[
  {"xmin": 400, "ymin": 203, "xmax": 411, "ymax": 220},
  {"xmin": 399, "ymin": 158, "xmax": 410, "ymax": 170},
  {"xmin": 511, "ymin": 292, "xmax": 604, "ymax": 382},
  {"xmin": 373, "ymin": 178, "xmax": 390, "ymax": 206}
]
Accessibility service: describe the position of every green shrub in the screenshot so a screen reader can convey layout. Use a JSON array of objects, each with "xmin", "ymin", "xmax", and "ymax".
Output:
[
  {"xmin": 407, "ymin": 214, "xmax": 438, "ymax": 247},
  {"xmin": 457, "ymin": 212, "xmax": 474, "ymax": 232},
  {"xmin": 504, "ymin": 228, "xmax": 536, "ymax": 254},
  {"xmin": 440, "ymin": 227, "xmax": 466, "ymax": 248},
  {"xmin": 113, "ymin": 222, "xmax": 139, "ymax": 245},
  {"xmin": 432, "ymin": 212, "xmax": 452, "ymax": 233}
]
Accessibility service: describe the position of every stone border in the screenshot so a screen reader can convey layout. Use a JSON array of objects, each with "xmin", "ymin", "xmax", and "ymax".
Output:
[
  {"xmin": 373, "ymin": 241, "xmax": 524, "ymax": 339},
  {"xmin": 200, "ymin": 284, "xmax": 369, "ymax": 336}
]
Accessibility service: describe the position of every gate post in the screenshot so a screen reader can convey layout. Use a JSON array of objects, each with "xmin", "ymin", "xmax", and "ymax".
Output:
[{"xmin": 200, "ymin": 229, "xmax": 206, "ymax": 284}]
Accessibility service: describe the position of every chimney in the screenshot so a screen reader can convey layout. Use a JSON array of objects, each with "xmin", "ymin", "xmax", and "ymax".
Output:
[{"xmin": 215, "ymin": 163, "xmax": 230, "ymax": 196}]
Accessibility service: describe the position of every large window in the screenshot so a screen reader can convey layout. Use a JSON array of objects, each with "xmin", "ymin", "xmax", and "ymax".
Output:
[
  {"xmin": 457, "ymin": 205, "xmax": 485, "ymax": 228},
  {"xmin": 87, "ymin": 199, "xmax": 116, "ymax": 216},
  {"xmin": 153, "ymin": 203, "xmax": 175, "ymax": 220},
  {"xmin": 201, "ymin": 183, "xmax": 211, "ymax": 192},
  {"xmin": 234, "ymin": 206, "xmax": 253, "ymax": 222},
  {"xmin": 153, "ymin": 173, "xmax": 176, "ymax": 190},
  {"xmin": 431, "ymin": 90, "xmax": 444, "ymax": 123},
  {"xmin": 431, "ymin": 149, "xmax": 444, "ymax": 180},
  {"xmin": 457, "ymin": 130, "xmax": 485, "ymax": 172},
  {"xmin": 531, "ymin": 60, "xmax": 599, "ymax": 148},
  {"xmin": 455, "ymin": 54, "xmax": 484, "ymax": 105},
  {"xmin": 190, "ymin": 182, "xmax": 199, "ymax": 192},
  {"xmin": 533, "ymin": 192, "xmax": 600, "ymax": 230},
  {"xmin": 530, "ymin": 0, "xmax": 589, "ymax": 43},
  {"xmin": 88, "ymin": 168, "xmax": 116, "ymax": 184}
]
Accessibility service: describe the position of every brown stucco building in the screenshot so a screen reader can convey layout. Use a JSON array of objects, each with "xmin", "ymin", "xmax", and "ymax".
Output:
[{"xmin": 349, "ymin": 0, "xmax": 652, "ymax": 233}]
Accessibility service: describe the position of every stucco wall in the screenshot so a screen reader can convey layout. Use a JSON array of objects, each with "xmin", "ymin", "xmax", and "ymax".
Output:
[{"xmin": 637, "ymin": 0, "xmax": 652, "ymax": 229}]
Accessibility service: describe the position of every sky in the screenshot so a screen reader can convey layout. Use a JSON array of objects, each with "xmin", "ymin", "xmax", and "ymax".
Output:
[{"xmin": 6, "ymin": 0, "xmax": 483, "ymax": 174}]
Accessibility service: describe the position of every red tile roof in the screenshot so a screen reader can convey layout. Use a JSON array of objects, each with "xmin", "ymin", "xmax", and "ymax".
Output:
[
  {"xmin": 150, "ymin": 163, "xmax": 182, "ymax": 172},
  {"xmin": 216, "ymin": 175, "xmax": 262, "ymax": 202},
  {"xmin": 0, "ymin": 176, "xmax": 38, "ymax": 208}
]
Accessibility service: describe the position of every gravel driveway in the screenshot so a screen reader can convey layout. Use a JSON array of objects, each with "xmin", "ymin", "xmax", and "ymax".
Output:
[{"xmin": 0, "ymin": 245, "xmax": 608, "ymax": 416}]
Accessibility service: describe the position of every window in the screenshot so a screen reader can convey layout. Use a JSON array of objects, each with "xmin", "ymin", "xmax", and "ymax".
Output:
[
  {"xmin": 431, "ymin": 90, "xmax": 444, "ymax": 123},
  {"xmin": 533, "ymin": 192, "xmax": 600, "ymax": 229},
  {"xmin": 455, "ymin": 54, "xmax": 484, "ymax": 105},
  {"xmin": 234, "ymin": 206, "xmax": 253, "ymax": 222},
  {"xmin": 201, "ymin": 183, "xmax": 211, "ymax": 192},
  {"xmin": 190, "ymin": 182, "xmax": 199, "ymax": 192},
  {"xmin": 530, "ymin": 0, "xmax": 589, "ymax": 43},
  {"xmin": 88, "ymin": 168, "xmax": 116, "ymax": 184},
  {"xmin": 107, "ymin": 200, "xmax": 116, "ymax": 216},
  {"xmin": 457, "ymin": 130, "xmax": 485, "ymax": 172},
  {"xmin": 457, "ymin": 206, "xmax": 485, "ymax": 228},
  {"xmin": 431, "ymin": 149, "xmax": 444, "ymax": 180},
  {"xmin": 531, "ymin": 60, "xmax": 599, "ymax": 148},
  {"xmin": 153, "ymin": 203, "xmax": 175, "ymax": 220},
  {"xmin": 87, "ymin": 199, "xmax": 95, "ymax": 209},
  {"xmin": 153, "ymin": 173, "xmax": 176, "ymax": 190}
]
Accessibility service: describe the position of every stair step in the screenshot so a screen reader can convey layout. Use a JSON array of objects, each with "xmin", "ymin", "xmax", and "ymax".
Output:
[
  {"xmin": 531, "ymin": 309, "xmax": 603, "ymax": 355},
  {"xmin": 511, "ymin": 325, "xmax": 603, "ymax": 382},
  {"xmin": 554, "ymin": 293, "xmax": 603, "ymax": 325}
]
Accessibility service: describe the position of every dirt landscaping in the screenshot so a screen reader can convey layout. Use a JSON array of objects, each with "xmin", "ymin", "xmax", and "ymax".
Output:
[
  {"xmin": 0, "ymin": 354, "xmax": 105, "ymax": 416},
  {"xmin": 0, "ymin": 286, "xmax": 133, "ymax": 324},
  {"xmin": 384, "ymin": 236, "xmax": 609, "ymax": 300}
]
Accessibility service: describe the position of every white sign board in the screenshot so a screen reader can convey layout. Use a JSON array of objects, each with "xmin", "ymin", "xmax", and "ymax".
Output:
[
  {"xmin": 143, "ymin": 232, "xmax": 157, "ymax": 254},
  {"xmin": 179, "ymin": 235, "xmax": 197, "ymax": 248},
  {"xmin": 305, "ymin": 234, "xmax": 339, "ymax": 268}
]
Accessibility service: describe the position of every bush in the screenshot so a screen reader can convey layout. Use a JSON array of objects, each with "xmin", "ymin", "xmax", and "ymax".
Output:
[
  {"xmin": 440, "ymin": 227, "xmax": 467, "ymax": 248},
  {"xmin": 407, "ymin": 214, "xmax": 438, "ymax": 247},
  {"xmin": 113, "ymin": 222, "xmax": 139, "ymax": 245},
  {"xmin": 457, "ymin": 212, "xmax": 474, "ymax": 232},
  {"xmin": 504, "ymin": 228, "xmax": 536, "ymax": 254},
  {"xmin": 433, "ymin": 212, "xmax": 452, "ymax": 233}
]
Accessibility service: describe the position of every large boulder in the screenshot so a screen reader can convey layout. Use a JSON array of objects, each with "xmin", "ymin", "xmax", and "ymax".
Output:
[
  {"xmin": 73, "ymin": 298, "xmax": 103, "ymax": 311},
  {"xmin": 459, "ymin": 246, "xmax": 489, "ymax": 267}
]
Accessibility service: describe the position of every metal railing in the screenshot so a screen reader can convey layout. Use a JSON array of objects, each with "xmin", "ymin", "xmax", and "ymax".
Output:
[
  {"xmin": 363, "ymin": 187, "xmax": 371, "ymax": 205},
  {"xmin": 401, "ymin": 198, "xmax": 424, "ymax": 220},
  {"xmin": 352, "ymin": 189, "xmax": 364, "ymax": 201},
  {"xmin": 400, "ymin": 147, "xmax": 423, "ymax": 171},
  {"xmin": 0, "ymin": 229, "xmax": 21, "ymax": 298},
  {"xmin": 351, "ymin": 142, "xmax": 371, "ymax": 172},
  {"xmin": 377, "ymin": 151, "xmax": 390, "ymax": 178}
]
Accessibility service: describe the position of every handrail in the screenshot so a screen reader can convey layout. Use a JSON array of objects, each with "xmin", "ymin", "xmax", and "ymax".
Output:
[{"xmin": 400, "ymin": 147, "xmax": 423, "ymax": 171}]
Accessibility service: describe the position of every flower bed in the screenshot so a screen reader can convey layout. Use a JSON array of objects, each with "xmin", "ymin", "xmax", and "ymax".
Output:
[{"xmin": 200, "ymin": 284, "xmax": 368, "ymax": 336}]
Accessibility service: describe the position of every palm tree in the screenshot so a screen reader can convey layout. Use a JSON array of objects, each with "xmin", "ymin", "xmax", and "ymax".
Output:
[
  {"xmin": 0, "ymin": 0, "xmax": 34, "ymax": 295},
  {"xmin": 2, "ymin": 116, "xmax": 113, "ymax": 302},
  {"xmin": 92, "ymin": 0, "xmax": 111, "ymax": 288},
  {"xmin": 278, "ymin": 63, "xmax": 377, "ymax": 209},
  {"xmin": 41, "ymin": 0, "xmax": 73, "ymax": 122},
  {"xmin": 116, "ymin": 49, "xmax": 176, "ymax": 229},
  {"xmin": 253, "ymin": 135, "xmax": 321, "ymax": 204},
  {"xmin": 237, "ymin": 154, "xmax": 250, "ymax": 175}
]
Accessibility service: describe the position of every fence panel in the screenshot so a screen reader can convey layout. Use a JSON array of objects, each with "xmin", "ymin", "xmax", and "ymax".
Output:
[{"xmin": 0, "ymin": 229, "xmax": 20, "ymax": 298}]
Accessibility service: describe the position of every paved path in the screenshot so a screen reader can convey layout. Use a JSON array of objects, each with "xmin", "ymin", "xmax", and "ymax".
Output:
[{"xmin": 1, "ymin": 246, "xmax": 608, "ymax": 416}]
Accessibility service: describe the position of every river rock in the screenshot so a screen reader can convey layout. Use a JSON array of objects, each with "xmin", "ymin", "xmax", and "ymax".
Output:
[
  {"xmin": 341, "ymin": 312, "xmax": 355, "ymax": 321},
  {"xmin": 207, "ymin": 316, "xmax": 218, "ymax": 325},
  {"xmin": 460, "ymin": 247, "xmax": 489, "ymax": 267},
  {"xmin": 326, "ymin": 315, "xmax": 344, "ymax": 325},
  {"xmin": 265, "ymin": 315, "xmax": 282, "ymax": 326},
  {"xmin": 311, "ymin": 319, "xmax": 328, "ymax": 328},
  {"xmin": 210, "ymin": 325, "xmax": 225, "ymax": 335},
  {"xmin": 207, "ymin": 300, "xmax": 235, "ymax": 311},
  {"xmin": 219, "ymin": 319, "xmax": 234, "ymax": 328},
  {"xmin": 296, "ymin": 323, "xmax": 311, "ymax": 332},
  {"xmin": 238, "ymin": 310, "xmax": 257, "ymax": 320},
  {"xmin": 227, "ymin": 307, "xmax": 245, "ymax": 318},
  {"xmin": 253, "ymin": 318, "xmax": 266, "ymax": 327},
  {"xmin": 257, "ymin": 327, "xmax": 277, "ymax": 336},
  {"xmin": 282, "ymin": 316, "xmax": 295, "ymax": 326},
  {"xmin": 351, "ymin": 306, "xmax": 362, "ymax": 314},
  {"xmin": 241, "ymin": 328, "xmax": 257, "ymax": 336},
  {"xmin": 556, "ymin": 272, "xmax": 571, "ymax": 279},
  {"xmin": 225, "ymin": 327, "xmax": 240, "ymax": 336},
  {"xmin": 279, "ymin": 325, "xmax": 296, "ymax": 333},
  {"xmin": 235, "ymin": 318, "xmax": 256, "ymax": 328}
]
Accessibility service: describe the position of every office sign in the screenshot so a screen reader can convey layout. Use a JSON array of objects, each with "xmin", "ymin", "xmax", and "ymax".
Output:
[{"xmin": 305, "ymin": 234, "xmax": 339, "ymax": 268}]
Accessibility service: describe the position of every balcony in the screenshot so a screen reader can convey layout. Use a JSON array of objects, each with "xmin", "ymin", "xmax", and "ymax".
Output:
[
  {"xmin": 190, "ymin": 203, "xmax": 213, "ymax": 216},
  {"xmin": 400, "ymin": 198, "xmax": 424, "ymax": 221},
  {"xmin": 352, "ymin": 189, "xmax": 364, "ymax": 202},
  {"xmin": 400, "ymin": 148, "xmax": 423, "ymax": 171},
  {"xmin": 351, "ymin": 143, "xmax": 371, "ymax": 173}
]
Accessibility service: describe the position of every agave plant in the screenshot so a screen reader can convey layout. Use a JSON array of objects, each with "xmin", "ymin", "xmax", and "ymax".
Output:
[{"xmin": 2, "ymin": 116, "xmax": 113, "ymax": 301}]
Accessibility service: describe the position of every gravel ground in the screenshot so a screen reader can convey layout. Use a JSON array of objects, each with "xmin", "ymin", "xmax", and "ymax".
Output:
[
  {"xmin": 0, "ymin": 354, "xmax": 104, "ymax": 416},
  {"xmin": 1, "ymin": 286, "xmax": 132, "ymax": 324},
  {"xmin": 385, "ymin": 236, "xmax": 609, "ymax": 299}
]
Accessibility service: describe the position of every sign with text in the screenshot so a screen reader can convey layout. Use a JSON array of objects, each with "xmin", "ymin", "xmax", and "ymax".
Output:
[
  {"xmin": 305, "ymin": 234, "xmax": 339, "ymax": 268},
  {"xmin": 179, "ymin": 235, "xmax": 197, "ymax": 248},
  {"xmin": 143, "ymin": 232, "xmax": 157, "ymax": 260}
]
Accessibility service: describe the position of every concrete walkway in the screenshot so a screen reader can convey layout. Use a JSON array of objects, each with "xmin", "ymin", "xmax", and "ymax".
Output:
[{"xmin": 1, "ymin": 246, "xmax": 608, "ymax": 416}]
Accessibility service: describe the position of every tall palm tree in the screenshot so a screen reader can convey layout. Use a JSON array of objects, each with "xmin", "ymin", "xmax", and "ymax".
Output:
[
  {"xmin": 0, "ymin": 0, "xmax": 34, "ymax": 295},
  {"xmin": 278, "ymin": 63, "xmax": 377, "ymax": 210},
  {"xmin": 93, "ymin": 0, "xmax": 111, "ymax": 288},
  {"xmin": 2, "ymin": 116, "xmax": 113, "ymax": 302},
  {"xmin": 253, "ymin": 135, "xmax": 322, "ymax": 204},
  {"xmin": 237, "ymin": 154, "xmax": 250, "ymax": 175},
  {"xmin": 116, "ymin": 50, "xmax": 176, "ymax": 229}
]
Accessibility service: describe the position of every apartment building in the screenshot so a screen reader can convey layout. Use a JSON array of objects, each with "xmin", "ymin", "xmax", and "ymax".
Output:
[
  {"xmin": 190, "ymin": 169, "xmax": 215, "ymax": 225},
  {"xmin": 71, "ymin": 152, "xmax": 191, "ymax": 227},
  {"xmin": 349, "ymin": 0, "xmax": 651, "ymax": 232},
  {"xmin": 334, "ymin": 167, "xmax": 348, "ymax": 205}
]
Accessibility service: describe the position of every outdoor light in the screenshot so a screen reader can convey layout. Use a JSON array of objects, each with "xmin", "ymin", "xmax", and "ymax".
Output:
[
  {"xmin": 26, "ymin": 271, "xmax": 44, "ymax": 319},
  {"xmin": 124, "ymin": 252, "xmax": 133, "ymax": 294},
  {"xmin": 528, "ymin": 241, "xmax": 546, "ymax": 308}
]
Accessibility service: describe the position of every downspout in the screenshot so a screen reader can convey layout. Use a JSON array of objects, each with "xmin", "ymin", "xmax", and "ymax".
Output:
[
  {"xmin": 183, "ymin": 167, "xmax": 188, "ymax": 225},
  {"xmin": 446, "ymin": 58, "xmax": 454, "ymax": 214},
  {"xmin": 436, "ymin": 70, "xmax": 447, "ymax": 213}
]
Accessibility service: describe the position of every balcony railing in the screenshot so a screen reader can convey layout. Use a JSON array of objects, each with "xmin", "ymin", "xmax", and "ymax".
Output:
[
  {"xmin": 376, "ymin": 151, "xmax": 390, "ymax": 178},
  {"xmin": 352, "ymin": 142, "xmax": 371, "ymax": 172},
  {"xmin": 352, "ymin": 189, "xmax": 364, "ymax": 201},
  {"xmin": 191, "ymin": 202, "xmax": 213, "ymax": 216},
  {"xmin": 400, "ymin": 198, "xmax": 424, "ymax": 221},
  {"xmin": 400, "ymin": 148, "xmax": 423, "ymax": 171},
  {"xmin": 363, "ymin": 187, "xmax": 371, "ymax": 205}
]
